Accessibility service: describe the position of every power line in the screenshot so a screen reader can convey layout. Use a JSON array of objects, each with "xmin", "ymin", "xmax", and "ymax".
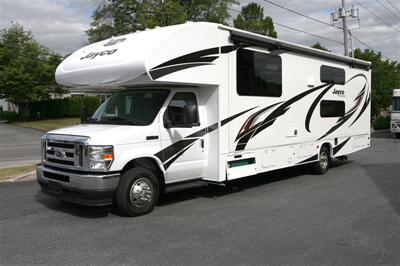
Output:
[
  {"xmin": 227, "ymin": 7, "xmax": 343, "ymax": 45},
  {"xmin": 261, "ymin": 0, "xmax": 342, "ymax": 31},
  {"xmin": 376, "ymin": 0, "xmax": 400, "ymax": 21},
  {"xmin": 351, "ymin": 34, "xmax": 396, "ymax": 61},
  {"xmin": 274, "ymin": 22, "xmax": 343, "ymax": 45},
  {"xmin": 385, "ymin": 0, "xmax": 400, "ymax": 16},
  {"xmin": 355, "ymin": 0, "xmax": 400, "ymax": 33},
  {"xmin": 255, "ymin": 0, "xmax": 398, "ymax": 60}
]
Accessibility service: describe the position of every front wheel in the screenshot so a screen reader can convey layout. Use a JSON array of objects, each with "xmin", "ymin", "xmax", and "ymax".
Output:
[
  {"xmin": 311, "ymin": 146, "xmax": 330, "ymax": 175},
  {"xmin": 116, "ymin": 167, "xmax": 159, "ymax": 216},
  {"xmin": 396, "ymin": 133, "xmax": 400, "ymax": 139}
]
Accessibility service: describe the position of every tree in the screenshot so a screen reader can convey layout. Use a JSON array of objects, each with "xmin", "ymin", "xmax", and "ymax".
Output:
[
  {"xmin": 354, "ymin": 48, "xmax": 400, "ymax": 116},
  {"xmin": 87, "ymin": 0, "xmax": 238, "ymax": 43},
  {"xmin": 0, "ymin": 22, "xmax": 63, "ymax": 119},
  {"xmin": 233, "ymin": 2, "xmax": 277, "ymax": 38},
  {"xmin": 311, "ymin": 42, "xmax": 330, "ymax": 52}
]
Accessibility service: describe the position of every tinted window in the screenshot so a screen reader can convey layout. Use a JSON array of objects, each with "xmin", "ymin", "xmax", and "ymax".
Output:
[
  {"xmin": 320, "ymin": 100, "xmax": 345, "ymax": 117},
  {"xmin": 164, "ymin": 92, "xmax": 199, "ymax": 127},
  {"xmin": 320, "ymin": 65, "xmax": 345, "ymax": 85},
  {"xmin": 237, "ymin": 49, "xmax": 282, "ymax": 97},
  {"xmin": 393, "ymin": 97, "xmax": 400, "ymax": 112}
]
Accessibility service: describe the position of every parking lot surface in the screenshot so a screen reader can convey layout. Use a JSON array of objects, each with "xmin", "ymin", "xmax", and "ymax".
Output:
[
  {"xmin": 0, "ymin": 123, "xmax": 42, "ymax": 168},
  {"xmin": 0, "ymin": 134, "xmax": 399, "ymax": 265}
]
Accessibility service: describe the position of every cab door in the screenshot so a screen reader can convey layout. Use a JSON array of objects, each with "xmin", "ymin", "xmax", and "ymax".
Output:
[{"xmin": 159, "ymin": 91, "xmax": 206, "ymax": 183}]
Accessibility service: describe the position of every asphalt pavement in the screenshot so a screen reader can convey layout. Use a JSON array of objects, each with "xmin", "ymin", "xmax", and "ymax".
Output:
[
  {"xmin": 0, "ymin": 123, "xmax": 43, "ymax": 168},
  {"xmin": 0, "ymin": 133, "xmax": 400, "ymax": 265}
]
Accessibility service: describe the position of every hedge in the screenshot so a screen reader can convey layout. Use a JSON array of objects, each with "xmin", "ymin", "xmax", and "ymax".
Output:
[
  {"xmin": 0, "ymin": 109, "xmax": 19, "ymax": 122},
  {"xmin": 20, "ymin": 96, "xmax": 100, "ymax": 120},
  {"xmin": 372, "ymin": 116, "xmax": 390, "ymax": 130}
]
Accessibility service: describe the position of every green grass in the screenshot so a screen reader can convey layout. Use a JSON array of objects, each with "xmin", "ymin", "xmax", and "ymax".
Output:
[
  {"xmin": 0, "ymin": 165, "xmax": 37, "ymax": 181},
  {"xmin": 14, "ymin": 118, "xmax": 80, "ymax": 131}
]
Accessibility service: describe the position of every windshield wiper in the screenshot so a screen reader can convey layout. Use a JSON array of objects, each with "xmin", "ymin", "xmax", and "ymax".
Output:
[
  {"xmin": 102, "ymin": 117, "xmax": 138, "ymax": 125},
  {"xmin": 84, "ymin": 118, "xmax": 99, "ymax": 124}
]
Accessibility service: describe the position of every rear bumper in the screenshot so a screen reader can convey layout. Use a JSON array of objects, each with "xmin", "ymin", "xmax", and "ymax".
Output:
[{"xmin": 37, "ymin": 164, "xmax": 120, "ymax": 206}]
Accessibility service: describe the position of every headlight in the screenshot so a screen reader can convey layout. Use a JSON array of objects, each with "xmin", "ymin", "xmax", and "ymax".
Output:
[{"xmin": 87, "ymin": 145, "xmax": 114, "ymax": 171}]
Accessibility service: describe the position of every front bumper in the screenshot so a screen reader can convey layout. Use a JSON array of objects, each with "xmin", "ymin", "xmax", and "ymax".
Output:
[
  {"xmin": 37, "ymin": 164, "xmax": 120, "ymax": 206},
  {"xmin": 391, "ymin": 122, "xmax": 400, "ymax": 133}
]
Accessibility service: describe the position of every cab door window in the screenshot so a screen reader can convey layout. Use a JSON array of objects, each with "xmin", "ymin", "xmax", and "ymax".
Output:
[{"xmin": 164, "ymin": 92, "xmax": 200, "ymax": 128}]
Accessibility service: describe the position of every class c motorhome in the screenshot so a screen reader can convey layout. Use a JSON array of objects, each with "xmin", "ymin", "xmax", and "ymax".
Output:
[
  {"xmin": 391, "ymin": 89, "xmax": 400, "ymax": 138},
  {"xmin": 37, "ymin": 22, "xmax": 372, "ymax": 216}
]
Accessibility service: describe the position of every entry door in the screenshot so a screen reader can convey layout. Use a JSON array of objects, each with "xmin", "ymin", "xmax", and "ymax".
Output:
[{"xmin": 159, "ymin": 91, "xmax": 206, "ymax": 183}]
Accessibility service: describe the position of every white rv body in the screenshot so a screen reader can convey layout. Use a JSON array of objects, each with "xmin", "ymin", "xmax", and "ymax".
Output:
[
  {"xmin": 391, "ymin": 89, "xmax": 400, "ymax": 137},
  {"xmin": 37, "ymin": 22, "xmax": 371, "ymax": 210}
]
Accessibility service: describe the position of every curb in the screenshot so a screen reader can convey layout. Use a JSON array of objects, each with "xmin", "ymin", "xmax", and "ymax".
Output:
[{"xmin": 0, "ymin": 170, "xmax": 36, "ymax": 183}]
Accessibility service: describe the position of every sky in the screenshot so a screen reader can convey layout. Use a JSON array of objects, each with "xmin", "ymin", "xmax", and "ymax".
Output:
[{"xmin": 0, "ymin": 0, "xmax": 399, "ymax": 61}]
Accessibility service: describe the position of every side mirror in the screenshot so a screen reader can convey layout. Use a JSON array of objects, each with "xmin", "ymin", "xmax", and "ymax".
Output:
[{"xmin": 80, "ymin": 106, "xmax": 88, "ymax": 124}]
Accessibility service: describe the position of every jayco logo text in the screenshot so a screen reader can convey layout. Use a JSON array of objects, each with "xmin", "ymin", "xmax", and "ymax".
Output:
[
  {"xmin": 333, "ymin": 89, "xmax": 345, "ymax": 97},
  {"xmin": 80, "ymin": 49, "xmax": 118, "ymax": 60}
]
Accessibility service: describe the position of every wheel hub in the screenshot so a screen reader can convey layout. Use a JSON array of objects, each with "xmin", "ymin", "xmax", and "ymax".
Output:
[
  {"xmin": 129, "ymin": 178, "xmax": 153, "ymax": 208},
  {"xmin": 320, "ymin": 151, "xmax": 329, "ymax": 169}
]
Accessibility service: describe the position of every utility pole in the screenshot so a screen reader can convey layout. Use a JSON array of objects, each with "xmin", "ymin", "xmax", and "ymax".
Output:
[
  {"xmin": 331, "ymin": 1, "xmax": 360, "ymax": 57},
  {"xmin": 342, "ymin": 0, "xmax": 349, "ymax": 56}
]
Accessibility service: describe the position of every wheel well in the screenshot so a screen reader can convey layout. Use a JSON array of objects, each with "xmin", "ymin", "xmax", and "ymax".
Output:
[
  {"xmin": 121, "ymin": 157, "xmax": 165, "ymax": 194},
  {"xmin": 320, "ymin": 142, "xmax": 333, "ymax": 158}
]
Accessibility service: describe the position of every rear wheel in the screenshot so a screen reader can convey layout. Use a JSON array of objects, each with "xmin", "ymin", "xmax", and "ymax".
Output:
[
  {"xmin": 396, "ymin": 133, "xmax": 400, "ymax": 139},
  {"xmin": 116, "ymin": 167, "xmax": 159, "ymax": 216},
  {"xmin": 311, "ymin": 146, "xmax": 330, "ymax": 175}
]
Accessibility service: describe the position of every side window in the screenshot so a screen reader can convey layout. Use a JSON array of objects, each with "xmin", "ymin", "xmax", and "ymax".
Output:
[
  {"xmin": 237, "ymin": 49, "xmax": 282, "ymax": 97},
  {"xmin": 320, "ymin": 100, "xmax": 345, "ymax": 117},
  {"xmin": 164, "ymin": 92, "xmax": 200, "ymax": 128},
  {"xmin": 320, "ymin": 65, "xmax": 345, "ymax": 85}
]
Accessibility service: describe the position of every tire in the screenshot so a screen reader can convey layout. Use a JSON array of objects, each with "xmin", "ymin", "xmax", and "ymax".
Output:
[
  {"xmin": 116, "ymin": 167, "xmax": 160, "ymax": 216},
  {"xmin": 311, "ymin": 146, "xmax": 330, "ymax": 175},
  {"xmin": 396, "ymin": 133, "xmax": 400, "ymax": 139}
]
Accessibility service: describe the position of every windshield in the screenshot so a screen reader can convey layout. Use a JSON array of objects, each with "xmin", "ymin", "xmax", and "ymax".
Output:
[
  {"xmin": 393, "ymin": 97, "xmax": 400, "ymax": 112},
  {"xmin": 88, "ymin": 89, "xmax": 170, "ymax": 125}
]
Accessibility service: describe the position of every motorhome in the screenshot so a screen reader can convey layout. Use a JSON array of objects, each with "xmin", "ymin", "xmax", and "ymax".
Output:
[
  {"xmin": 391, "ymin": 89, "xmax": 400, "ymax": 138},
  {"xmin": 37, "ymin": 22, "xmax": 372, "ymax": 216}
]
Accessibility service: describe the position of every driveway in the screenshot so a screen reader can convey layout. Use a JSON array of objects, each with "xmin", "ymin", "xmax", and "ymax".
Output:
[
  {"xmin": 0, "ymin": 123, "xmax": 43, "ymax": 168},
  {"xmin": 0, "ymin": 134, "xmax": 399, "ymax": 265}
]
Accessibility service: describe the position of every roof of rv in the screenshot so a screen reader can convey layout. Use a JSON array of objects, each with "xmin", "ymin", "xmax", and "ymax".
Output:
[{"xmin": 55, "ymin": 22, "xmax": 371, "ymax": 88}]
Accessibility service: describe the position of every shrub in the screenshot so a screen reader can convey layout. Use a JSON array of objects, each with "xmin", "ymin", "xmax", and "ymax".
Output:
[
  {"xmin": 0, "ymin": 110, "xmax": 19, "ymax": 122},
  {"xmin": 27, "ymin": 99, "xmax": 67, "ymax": 120},
  {"xmin": 373, "ymin": 116, "xmax": 390, "ymax": 130}
]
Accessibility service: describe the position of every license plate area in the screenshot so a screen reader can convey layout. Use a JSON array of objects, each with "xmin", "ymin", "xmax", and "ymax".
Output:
[{"xmin": 48, "ymin": 181, "xmax": 62, "ymax": 193}]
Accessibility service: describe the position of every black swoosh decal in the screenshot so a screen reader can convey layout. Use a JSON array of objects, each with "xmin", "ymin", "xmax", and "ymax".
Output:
[
  {"xmin": 157, "ymin": 107, "xmax": 256, "ymax": 169},
  {"xmin": 235, "ymin": 102, "xmax": 282, "ymax": 141},
  {"xmin": 318, "ymin": 75, "xmax": 368, "ymax": 140},
  {"xmin": 236, "ymin": 83, "xmax": 332, "ymax": 151},
  {"xmin": 155, "ymin": 139, "xmax": 198, "ymax": 163},
  {"xmin": 150, "ymin": 62, "xmax": 216, "ymax": 79},
  {"xmin": 305, "ymin": 84, "xmax": 335, "ymax": 132},
  {"xmin": 187, "ymin": 106, "xmax": 257, "ymax": 138},
  {"xmin": 333, "ymin": 137, "xmax": 351, "ymax": 155},
  {"xmin": 163, "ymin": 143, "xmax": 196, "ymax": 169},
  {"xmin": 350, "ymin": 92, "xmax": 370, "ymax": 127},
  {"xmin": 149, "ymin": 45, "xmax": 241, "ymax": 79},
  {"xmin": 154, "ymin": 47, "xmax": 220, "ymax": 69}
]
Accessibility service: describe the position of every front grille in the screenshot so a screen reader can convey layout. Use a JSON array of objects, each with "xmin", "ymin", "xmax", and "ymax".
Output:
[{"xmin": 43, "ymin": 140, "xmax": 85, "ymax": 169}]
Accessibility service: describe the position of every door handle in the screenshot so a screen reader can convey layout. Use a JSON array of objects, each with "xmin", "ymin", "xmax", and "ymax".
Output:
[{"xmin": 200, "ymin": 139, "xmax": 204, "ymax": 149}]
